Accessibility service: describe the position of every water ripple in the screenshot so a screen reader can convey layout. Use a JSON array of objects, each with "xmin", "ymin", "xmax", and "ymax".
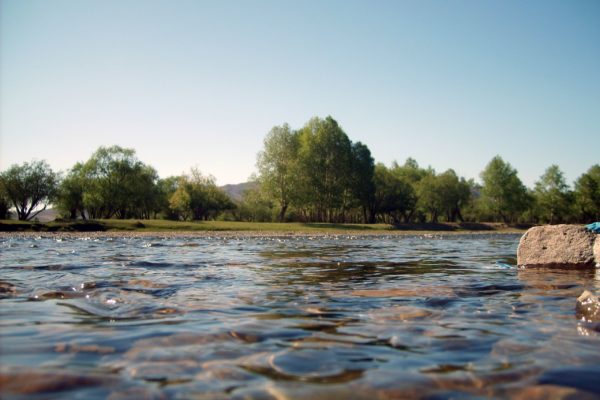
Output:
[{"xmin": 1, "ymin": 234, "xmax": 599, "ymax": 398}]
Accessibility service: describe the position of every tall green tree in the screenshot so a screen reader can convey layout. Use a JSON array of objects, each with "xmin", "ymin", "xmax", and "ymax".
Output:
[
  {"xmin": 479, "ymin": 156, "xmax": 529, "ymax": 223},
  {"xmin": 128, "ymin": 165, "xmax": 162, "ymax": 219},
  {"xmin": 297, "ymin": 116, "xmax": 354, "ymax": 222},
  {"xmin": 0, "ymin": 160, "xmax": 59, "ymax": 221},
  {"xmin": 350, "ymin": 142, "xmax": 376, "ymax": 223},
  {"xmin": 392, "ymin": 158, "xmax": 427, "ymax": 185},
  {"xmin": 254, "ymin": 116, "xmax": 376, "ymax": 223},
  {"xmin": 157, "ymin": 176, "xmax": 182, "ymax": 220},
  {"xmin": 534, "ymin": 164, "xmax": 572, "ymax": 223},
  {"xmin": 416, "ymin": 172, "xmax": 443, "ymax": 223},
  {"xmin": 57, "ymin": 162, "xmax": 86, "ymax": 219},
  {"xmin": 373, "ymin": 163, "xmax": 416, "ymax": 224},
  {"xmin": 414, "ymin": 170, "xmax": 471, "ymax": 223},
  {"xmin": 256, "ymin": 123, "xmax": 299, "ymax": 221},
  {"xmin": 169, "ymin": 182, "xmax": 192, "ymax": 221},
  {"xmin": 390, "ymin": 158, "xmax": 428, "ymax": 222},
  {"xmin": 436, "ymin": 169, "xmax": 471, "ymax": 222},
  {"xmin": 574, "ymin": 164, "xmax": 600, "ymax": 222}
]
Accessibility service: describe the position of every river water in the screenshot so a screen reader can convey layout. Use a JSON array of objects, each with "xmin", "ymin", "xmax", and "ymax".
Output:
[{"xmin": 1, "ymin": 233, "xmax": 599, "ymax": 399}]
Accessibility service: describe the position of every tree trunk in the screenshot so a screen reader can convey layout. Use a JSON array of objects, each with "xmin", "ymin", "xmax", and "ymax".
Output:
[{"xmin": 278, "ymin": 203, "xmax": 288, "ymax": 222}]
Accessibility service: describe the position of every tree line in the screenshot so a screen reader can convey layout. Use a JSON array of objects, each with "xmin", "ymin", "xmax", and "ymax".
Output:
[
  {"xmin": 1, "ymin": 116, "xmax": 599, "ymax": 224},
  {"xmin": 0, "ymin": 145, "xmax": 234, "ymax": 222}
]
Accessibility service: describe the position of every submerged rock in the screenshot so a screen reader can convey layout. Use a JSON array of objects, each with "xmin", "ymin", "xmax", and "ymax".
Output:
[
  {"xmin": 517, "ymin": 225, "xmax": 598, "ymax": 268},
  {"xmin": 576, "ymin": 290, "xmax": 600, "ymax": 323}
]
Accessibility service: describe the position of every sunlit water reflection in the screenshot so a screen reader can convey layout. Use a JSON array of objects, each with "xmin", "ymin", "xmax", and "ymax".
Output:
[{"xmin": 1, "ymin": 234, "xmax": 599, "ymax": 399}]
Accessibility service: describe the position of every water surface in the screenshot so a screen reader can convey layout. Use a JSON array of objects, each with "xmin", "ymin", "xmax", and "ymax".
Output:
[{"xmin": 1, "ymin": 234, "xmax": 599, "ymax": 399}]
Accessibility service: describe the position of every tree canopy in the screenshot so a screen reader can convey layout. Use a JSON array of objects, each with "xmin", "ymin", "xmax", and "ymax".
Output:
[
  {"xmin": 0, "ymin": 160, "xmax": 59, "ymax": 221},
  {"xmin": 534, "ymin": 165, "xmax": 571, "ymax": 224},
  {"xmin": 479, "ymin": 156, "xmax": 530, "ymax": 223},
  {"xmin": 574, "ymin": 164, "xmax": 600, "ymax": 221},
  {"xmin": 1, "ymin": 118, "xmax": 598, "ymax": 225}
]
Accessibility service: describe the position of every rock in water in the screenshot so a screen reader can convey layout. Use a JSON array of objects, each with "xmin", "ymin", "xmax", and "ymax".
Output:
[
  {"xmin": 517, "ymin": 224, "xmax": 598, "ymax": 268},
  {"xmin": 576, "ymin": 290, "xmax": 600, "ymax": 323},
  {"xmin": 595, "ymin": 238, "xmax": 600, "ymax": 266}
]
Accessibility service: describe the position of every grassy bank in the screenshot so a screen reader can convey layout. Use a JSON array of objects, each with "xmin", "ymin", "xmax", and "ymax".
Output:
[{"xmin": 0, "ymin": 219, "xmax": 529, "ymax": 234}]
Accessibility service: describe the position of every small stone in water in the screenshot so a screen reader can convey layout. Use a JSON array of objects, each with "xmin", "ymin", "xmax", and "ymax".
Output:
[{"xmin": 576, "ymin": 290, "xmax": 600, "ymax": 323}]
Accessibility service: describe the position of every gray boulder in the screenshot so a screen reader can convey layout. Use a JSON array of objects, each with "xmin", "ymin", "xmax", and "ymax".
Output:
[{"xmin": 517, "ymin": 224, "xmax": 598, "ymax": 268}]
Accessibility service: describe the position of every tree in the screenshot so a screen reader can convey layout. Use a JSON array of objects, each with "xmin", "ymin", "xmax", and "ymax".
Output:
[
  {"xmin": 372, "ymin": 163, "xmax": 416, "ymax": 224},
  {"xmin": 256, "ymin": 123, "xmax": 299, "ymax": 221},
  {"xmin": 157, "ymin": 176, "xmax": 182, "ymax": 220},
  {"xmin": 390, "ymin": 158, "xmax": 428, "ymax": 222},
  {"xmin": 479, "ymin": 156, "xmax": 530, "ymax": 223},
  {"xmin": 0, "ymin": 160, "xmax": 59, "ymax": 221},
  {"xmin": 253, "ymin": 116, "xmax": 377, "ymax": 223},
  {"xmin": 0, "ymin": 191, "xmax": 10, "ymax": 219},
  {"xmin": 350, "ymin": 142, "xmax": 376, "ymax": 223},
  {"xmin": 169, "ymin": 182, "xmax": 192, "ymax": 221},
  {"xmin": 127, "ymin": 164, "xmax": 162, "ymax": 219},
  {"xmin": 168, "ymin": 168, "xmax": 234, "ymax": 221},
  {"xmin": 296, "ymin": 116, "xmax": 354, "ymax": 222},
  {"xmin": 574, "ymin": 164, "xmax": 600, "ymax": 222},
  {"xmin": 238, "ymin": 185, "xmax": 274, "ymax": 222},
  {"xmin": 436, "ymin": 169, "xmax": 471, "ymax": 222},
  {"xmin": 416, "ymin": 172, "xmax": 443, "ymax": 223},
  {"xmin": 79, "ymin": 145, "xmax": 159, "ymax": 219},
  {"xmin": 534, "ymin": 165, "xmax": 572, "ymax": 224},
  {"xmin": 57, "ymin": 163, "xmax": 86, "ymax": 219}
]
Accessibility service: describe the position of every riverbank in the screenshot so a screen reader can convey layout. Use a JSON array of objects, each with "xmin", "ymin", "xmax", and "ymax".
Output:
[{"xmin": 0, "ymin": 219, "xmax": 528, "ymax": 236}]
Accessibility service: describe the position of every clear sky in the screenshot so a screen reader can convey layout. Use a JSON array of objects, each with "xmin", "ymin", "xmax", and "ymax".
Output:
[{"xmin": 1, "ymin": 0, "xmax": 598, "ymax": 187}]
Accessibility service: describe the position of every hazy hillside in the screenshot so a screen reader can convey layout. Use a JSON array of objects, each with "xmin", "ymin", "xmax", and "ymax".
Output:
[{"xmin": 220, "ymin": 182, "xmax": 256, "ymax": 201}]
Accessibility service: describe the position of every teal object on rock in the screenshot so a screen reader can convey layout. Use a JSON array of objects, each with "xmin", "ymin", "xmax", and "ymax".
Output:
[{"xmin": 586, "ymin": 222, "xmax": 600, "ymax": 233}]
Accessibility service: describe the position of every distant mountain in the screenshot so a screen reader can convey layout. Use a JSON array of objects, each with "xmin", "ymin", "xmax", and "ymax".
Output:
[{"xmin": 220, "ymin": 182, "xmax": 257, "ymax": 201}]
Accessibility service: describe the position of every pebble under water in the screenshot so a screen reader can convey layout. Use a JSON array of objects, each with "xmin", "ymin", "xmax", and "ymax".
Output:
[{"xmin": 1, "ymin": 233, "xmax": 599, "ymax": 399}]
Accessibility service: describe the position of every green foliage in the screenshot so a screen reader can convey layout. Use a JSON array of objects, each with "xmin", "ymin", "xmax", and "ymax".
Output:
[
  {"xmin": 372, "ymin": 163, "xmax": 416, "ymax": 223},
  {"xmin": 350, "ymin": 142, "xmax": 376, "ymax": 223},
  {"xmin": 479, "ymin": 156, "xmax": 530, "ymax": 223},
  {"xmin": 534, "ymin": 165, "xmax": 572, "ymax": 223},
  {"xmin": 237, "ymin": 184, "xmax": 275, "ymax": 222},
  {"xmin": 256, "ymin": 123, "xmax": 299, "ymax": 221},
  {"xmin": 574, "ymin": 164, "xmax": 600, "ymax": 222},
  {"xmin": 255, "ymin": 116, "xmax": 375, "ymax": 223},
  {"xmin": 57, "ymin": 162, "xmax": 86, "ymax": 219},
  {"xmin": 56, "ymin": 146, "xmax": 163, "ymax": 220},
  {"xmin": 0, "ymin": 160, "xmax": 59, "ymax": 221},
  {"xmin": 0, "ymin": 191, "xmax": 11, "ymax": 219},
  {"xmin": 169, "ymin": 182, "xmax": 192, "ymax": 221},
  {"xmin": 5, "ymin": 120, "xmax": 597, "ymax": 226},
  {"xmin": 156, "ymin": 176, "xmax": 182, "ymax": 220},
  {"xmin": 413, "ymin": 170, "xmax": 470, "ymax": 223},
  {"xmin": 77, "ymin": 146, "xmax": 159, "ymax": 219},
  {"xmin": 296, "ymin": 116, "xmax": 354, "ymax": 221},
  {"xmin": 168, "ymin": 168, "xmax": 234, "ymax": 221},
  {"xmin": 416, "ymin": 173, "xmax": 443, "ymax": 223}
]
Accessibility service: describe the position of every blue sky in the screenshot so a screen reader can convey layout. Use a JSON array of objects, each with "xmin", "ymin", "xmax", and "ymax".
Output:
[{"xmin": 1, "ymin": 0, "xmax": 598, "ymax": 186}]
